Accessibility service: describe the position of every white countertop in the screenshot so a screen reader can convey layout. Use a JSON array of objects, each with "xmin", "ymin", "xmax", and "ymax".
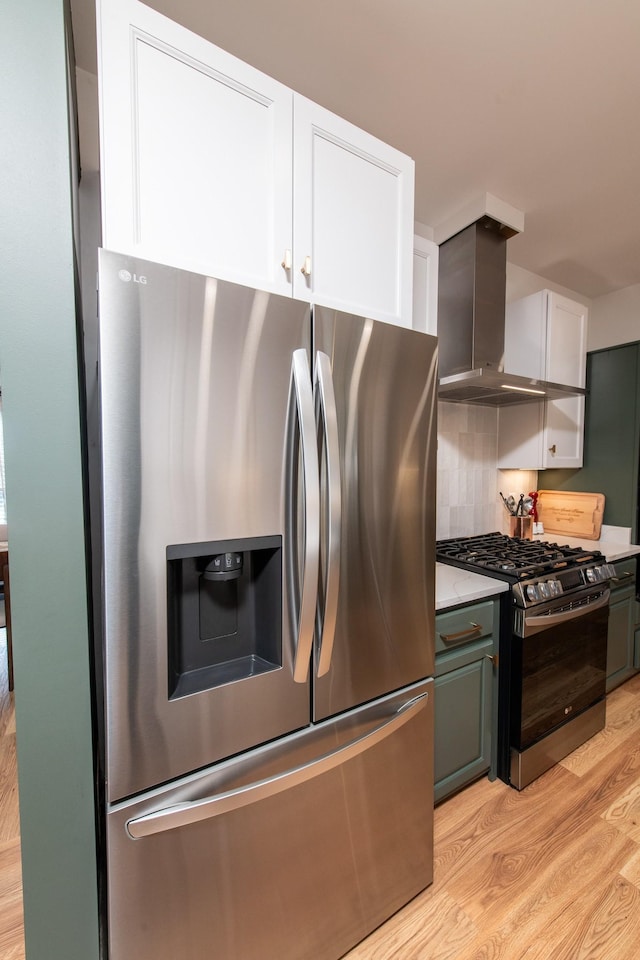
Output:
[
  {"xmin": 436, "ymin": 530, "xmax": 640, "ymax": 611},
  {"xmin": 531, "ymin": 534, "xmax": 640, "ymax": 563},
  {"xmin": 436, "ymin": 563, "xmax": 509, "ymax": 611}
]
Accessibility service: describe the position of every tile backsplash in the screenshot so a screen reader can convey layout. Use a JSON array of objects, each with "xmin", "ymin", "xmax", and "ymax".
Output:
[{"xmin": 436, "ymin": 401, "xmax": 537, "ymax": 540}]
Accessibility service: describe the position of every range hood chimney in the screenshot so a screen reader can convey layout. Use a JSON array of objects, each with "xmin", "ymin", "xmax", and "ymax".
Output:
[{"xmin": 436, "ymin": 216, "xmax": 586, "ymax": 405}]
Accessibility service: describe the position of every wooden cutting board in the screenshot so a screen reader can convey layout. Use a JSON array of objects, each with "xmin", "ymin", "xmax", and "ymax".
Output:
[{"xmin": 537, "ymin": 490, "xmax": 605, "ymax": 540}]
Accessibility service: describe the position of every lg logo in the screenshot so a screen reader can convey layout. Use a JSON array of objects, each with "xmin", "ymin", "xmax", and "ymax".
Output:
[{"xmin": 118, "ymin": 269, "xmax": 148, "ymax": 284}]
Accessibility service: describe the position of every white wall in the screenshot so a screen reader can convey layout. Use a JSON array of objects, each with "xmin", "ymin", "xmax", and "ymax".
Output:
[
  {"xmin": 506, "ymin": 262, "xmax": 592, "ymax": 307},
  {"xmin": 508, "ymin": 261, "xmax": 640, "ymax": 351},
  {"xmin": 507, "ymin": 264, "xmax": 640, "ymax": 353},
  {"xmin": 588, "ymin": 284, "xmax": 640, "ymax": 351}
]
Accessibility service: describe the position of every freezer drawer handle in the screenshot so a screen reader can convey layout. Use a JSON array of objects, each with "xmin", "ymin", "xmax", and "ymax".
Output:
[
  {"xmin": 126, "ymin": 692, "xmax": 429, "ymax": 840},
  {"xmin": 289, "ymin": 349, "xmax": 321, "ymax": 683},
  {"xmin": 315, "ymin": 351, "xmax": 341, "ymax": 677}
]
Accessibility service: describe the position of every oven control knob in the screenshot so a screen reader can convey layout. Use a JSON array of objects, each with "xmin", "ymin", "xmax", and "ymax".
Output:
[
  {"xmin": 526, "ymin": 584, "xmax": 539, "ymax": 601},
  {"xmin": 549, "ymin": 579, "xmax": 562, "ymax": 596},
  {"xmin": 588, "ymin": 565, "xmax": 610, "ymax": 582},
  {"xmin": 539, "ymin": 581, "xmax": 551, "ymax": 598}
]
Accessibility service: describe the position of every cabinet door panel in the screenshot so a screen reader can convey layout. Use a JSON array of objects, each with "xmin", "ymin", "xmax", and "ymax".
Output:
[
  {"xmin": 98, "ymin": 0, "xmax": 292, "ymax": 292},
  {"xmin": 546, "ymin": 293, "xmax": 587, "ymax": 387},
  {"xmin": 607, "ymin": 583, "xmax": 636, "ymax": 692},
  {"xmin": 544, "ymin": 395, "xmax": 585, "ymax": 467},
  {"xmin": 434, "ymin": 640, "xmax": 492, "ymax": 803},
  {"xmin": 497, "ymin": 402, "xmax": 545, "ymax": 470},
  {"xmin": 504, "ymin": 293, "xmax": 547, "ymax": 380},
  {"xmin": 293, "ymin": 95, "xmax": 414, "ymax": 327}
]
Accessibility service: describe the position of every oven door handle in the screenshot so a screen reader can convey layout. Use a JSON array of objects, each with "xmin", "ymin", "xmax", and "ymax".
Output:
[{"xmin": 522, "ymin": 589, "xmax": 610, "ymax": 637}]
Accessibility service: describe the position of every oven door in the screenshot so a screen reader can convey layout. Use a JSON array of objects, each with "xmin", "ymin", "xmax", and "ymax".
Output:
[{"xmin": 511, "ymin": 590, "xmax": 609, "ymax": 753}]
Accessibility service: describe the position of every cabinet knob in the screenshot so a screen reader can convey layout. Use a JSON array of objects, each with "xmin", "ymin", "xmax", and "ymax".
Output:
[
  {"xmin": 281, "ymin": 248, "xmax": 292, "ymax": 272},
  {"xmin": 300, "ymin": 255, "xmax": 311, "ymax": 278},
  {"xmin": 548, "ymin": 444, "xmax": 557, "ymax": 455}
]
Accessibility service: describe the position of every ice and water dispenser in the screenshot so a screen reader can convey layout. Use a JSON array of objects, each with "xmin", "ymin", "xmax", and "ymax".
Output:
[{"xmin": 167, "ymin": 536, "xmax": 282, "ymax": 699}]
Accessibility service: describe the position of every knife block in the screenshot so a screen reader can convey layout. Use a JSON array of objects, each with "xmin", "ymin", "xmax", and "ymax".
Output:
[{"xmin": 509, "ymin": 516, "xmax": 533, "ymax": 540}]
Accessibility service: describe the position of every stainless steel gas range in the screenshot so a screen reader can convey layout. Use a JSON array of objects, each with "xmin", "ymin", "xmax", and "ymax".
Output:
[{"xmin": 437, "ymin": 533, "xmax": 614, "ymax": 790}]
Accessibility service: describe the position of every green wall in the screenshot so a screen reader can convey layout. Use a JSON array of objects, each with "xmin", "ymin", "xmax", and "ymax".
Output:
[
  {"xmin": 541, "ymin": 342, "xmax": 640, "ymax": 536},
  {"xmin": 0, "ymin": 1, "xmax": 100, "ymax": 957}
]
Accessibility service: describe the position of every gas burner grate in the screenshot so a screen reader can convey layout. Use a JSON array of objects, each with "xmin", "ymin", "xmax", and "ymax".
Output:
[{"xmin": 436, "ymin": 532, "xmax": 605, "ymax": 584}]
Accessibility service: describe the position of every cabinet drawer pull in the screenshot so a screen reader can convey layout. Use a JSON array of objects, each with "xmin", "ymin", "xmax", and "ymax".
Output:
[
  {"xmin": 611, "ymin": 572, "xmax": 634, "ymax": 583},
  {"xmin": 281, "ymin": 248, "xmax": 292, "ymax": 271},
  {"xmin": 485, "ymin": 654, "xmax": 498, "ymax": 668},
  {"xmin": 300, "ymin": 255, "xmax": 311, "ymax": 277},
  {"xmin": 439, "ymin": 621, "xmax": 483, "ymax": 644}
]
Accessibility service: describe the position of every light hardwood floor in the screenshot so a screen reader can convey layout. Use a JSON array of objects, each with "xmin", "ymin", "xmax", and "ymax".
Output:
[
  {"xmin": 2, "ymin": 657, "xmax": 640, "ymax": 960},
  {"xmin": 0, "ymin": 628, "xmax": 24, "ymax": 960},
  {"xmin": 346, "ymin": 672, "xmax": 640, "ymax": 960}
]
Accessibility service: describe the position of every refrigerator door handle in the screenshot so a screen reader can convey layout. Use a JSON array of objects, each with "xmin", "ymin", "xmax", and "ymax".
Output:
[
  {"xmin": 315, "ymin": 351, "xmax": 341, "ymax": 677},
  {"xmin": 126, "ymin": 692, "xmax": 429, "ymax": 839},
  {"xmin": 289, "ymin": 348, "xmax": 320, "ymax": 683}
]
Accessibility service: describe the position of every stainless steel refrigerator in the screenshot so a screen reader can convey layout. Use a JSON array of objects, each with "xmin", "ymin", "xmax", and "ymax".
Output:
[{"xmin": 93, "ymin": 249, "xmax": 438, "ymax": 960}]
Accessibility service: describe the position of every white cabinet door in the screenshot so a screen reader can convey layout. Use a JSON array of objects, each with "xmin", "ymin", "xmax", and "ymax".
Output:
[
  {"xmin": 292, "ymin": 95, "xmax": 415, "ymax": 326},
  {"xmin": 503, "ymin": 293, "xmax": 547, "ymax": 380},
  {"xmin": 545, "ymin": 293, "xmax": 587, "ymax": 388},
  {"xmin": 543, "ymin": 396, "xmax": 585, "ymax": 467},
  {"xmin": 97, "ymin": 0, "xmax": 293, "ymax": 293},
  {"xmin": 497, "ymin": 402, "xmax": 545, "ymax": 471},
  {"xmin": 412, "ymin": 236, "xmax": 439, "ymax": 335}
]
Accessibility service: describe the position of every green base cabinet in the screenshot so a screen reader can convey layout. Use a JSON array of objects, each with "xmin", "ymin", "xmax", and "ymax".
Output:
[
  {"xmin": 434, "ymin": 599, "xmax": 498, "ymax": 804},
  {"xmin": 606, "ymin": 558, "xmax": 638, "ymax": 692}
]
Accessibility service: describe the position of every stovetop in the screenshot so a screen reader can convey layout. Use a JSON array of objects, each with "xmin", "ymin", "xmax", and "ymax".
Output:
[{"xmin": 436, "ymin": 532, "xmax": 605, "ymax": 584}]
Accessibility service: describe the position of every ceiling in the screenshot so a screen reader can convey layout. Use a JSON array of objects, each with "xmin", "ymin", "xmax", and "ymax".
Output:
[{"xmin": 70, "ymin": 0, "xmax": 640, "ymax": 300}]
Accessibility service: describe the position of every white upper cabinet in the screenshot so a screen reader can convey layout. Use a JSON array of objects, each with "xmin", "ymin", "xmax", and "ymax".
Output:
[
  {"xmin": 97, "ymin": 0, "xmax": 415, "ymax": 326},
  {"xmin": 503, "ymin": 290, "xmax": 587, "ymax": 387},
  {"xmin": 498, "ymin": 290, "xmax": 588, "ymax": 470}
]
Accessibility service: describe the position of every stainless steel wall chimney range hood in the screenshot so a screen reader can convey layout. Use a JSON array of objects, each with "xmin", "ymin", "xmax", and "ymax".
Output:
[{"xmin": 436, "ymin": 216, "xmax": 587, "ymax": 405}]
